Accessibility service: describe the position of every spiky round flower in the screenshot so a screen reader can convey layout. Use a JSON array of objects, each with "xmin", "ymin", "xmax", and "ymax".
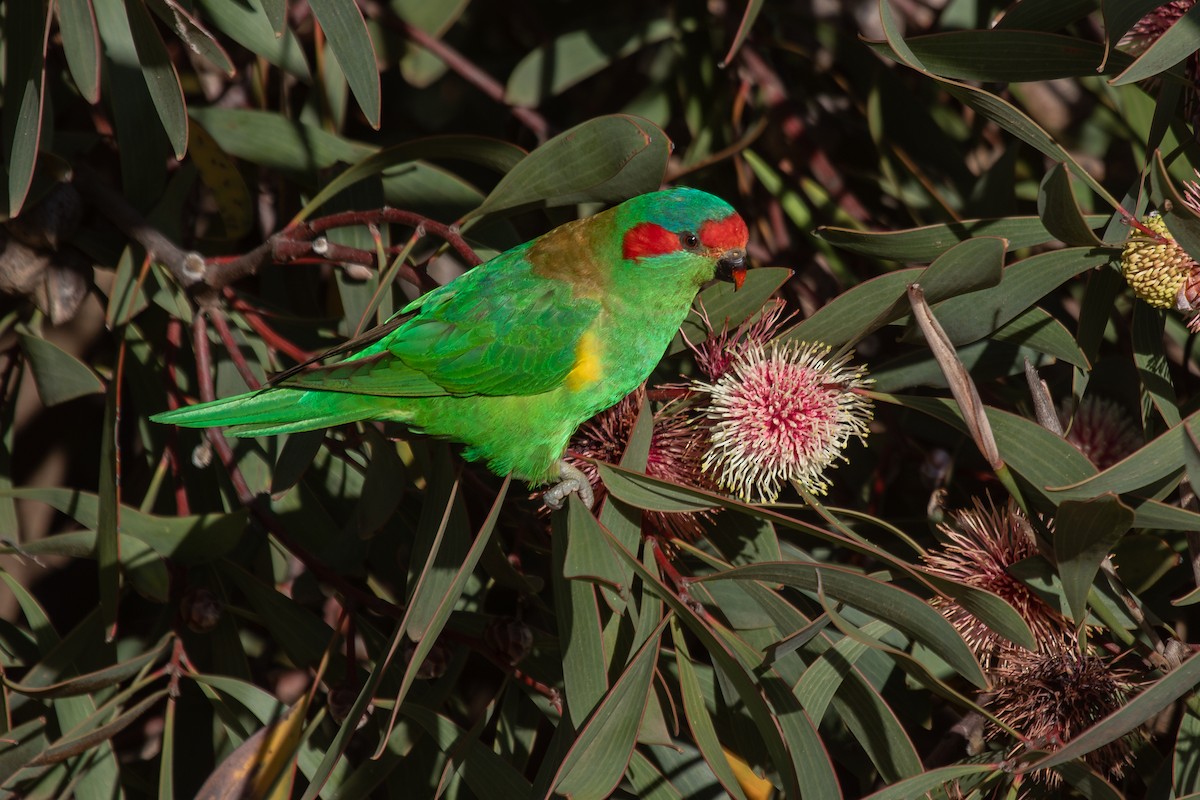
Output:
[
  {"xmin": 1120, "ymin": 213, "xmax": 1197, "ymax": 309},
  {"xmin": 695, "ymin": 341, "xmax": 872, "ymax": 503},
  {"xmin": 988, "ymin": 641, "xmax": 1144, "ymax": 787},
  {"xmin": 922, "ymin": 498, "xmax": 1072, "ymax": 668},
  {"xmin": 559, "ymin": 386, "xmax": 718, "ymax": 541},
  {"xmin": 687, "ymin": 298, "xmax": 793, "ymax": 381},
  {"xmin": 1060, "ymin": 396, "xmax": 1142, "ymax": 470}
]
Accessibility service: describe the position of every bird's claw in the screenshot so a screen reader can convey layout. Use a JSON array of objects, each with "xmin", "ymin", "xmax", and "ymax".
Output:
[{"xmin": 543, "ymin": 460, "xmax": 594, "ymax": 510}]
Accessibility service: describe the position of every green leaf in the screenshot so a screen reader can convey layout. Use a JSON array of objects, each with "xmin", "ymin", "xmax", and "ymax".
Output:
[
  {"xmin": 297, "ymin": 134, "xmax": 526, "ymax": 221},
  {"xmin": 550, "ymin": 616, "xmax": 668, "ymax": 800},
  {"xmin": 399, "ymin": 703, "xmax": 533, "ymax": 796},
  {"xmin": 192, "ymin": 0, "xmax": 310, "ymax": 78},
  {"xmin": 506, "ymin": 19, "xmax": 676, "ymax": 107},
  {"xmin": 1111, "ymin": 2, "xmax": 1200, "ymax": 85},
  {"xmin": 1175, "ymin": 704, "xmax": 1200, "ymax": 793},
  {"xmin": 1133, "ymin": 303, "xmax": 1181, "ymax": 427},
  {"xmin": 1102, "ymin": 0, "xmax": 1166, "ymax": 47},
  {"xmin": 860, "ymin": 764, "xmax": 1001, "ymax": 800},
  {"xmin": 554, "ymin": 496, "xmax": 610, "ymax": 728},
  {"xmin": 1, "ymin": 0, "xmax": 51, "ymax": 216},
  {"xmin": 469, "ymin": 115, "xmax": 670, "ymax": 220},
  {"xmin": 875, "ymin": 6, "xmax": 1118, "ymax": 207},
  {"xmin": 786, "ymin": 237, "xmax": 1007, "ymax": 349},
  {"xmin": 122, "ymin": 0, "xmax": 188, "ymax": 158},
  {"xmin": 97, "ymin": 378, "xmax": 119, "ymax": 638},
  {"xmin": 905, "ymin": 248, "xmax": 1114, "ymax": 347},
  {"xmin": 995, "ymin": 0, "xmax": 1096, "ymax": 31},
  {"xmin": 597, "ymin": 534, "xmax": 805, "ymax": 798},
  {"xmin": 1053, "ymin": 495, "xmax": 1135, "ymax": 626},
  {"xmin": 187, "ymin": 108, "xmax": 372, "ymax": 177},
  {"xmin": 817, "ymin": 215, "xmax": 1112, "ymax": 262},
  {"xmin": 1039, "ymin": 163, "xmax": 1104, "ymax": 247},
  {"xmin": 0, "ymin": 487, "xmax": 246, "ymax": 562},
  {"xmin": 308, "ymin": 0, "xmax": 381, "ymax": 128},
  {"xmin": 57, "ymin": 0, "xmax": 102, "ymax": 103},
  {"xmin": 991, "ymin": 307, "xmax": 1089, "ymax": 368},
  {"xmin": 1048, "ymin": 411, "xmax": 1199, "ymax": 500},
  {"xmin": 671, "ymin": 620, "xmax": 749, "ymax": 800},
  {"xmin": 94, "ymin": 0, "xmax": 171, "ymax": 204},
  {"xmin": 723, "ymin": 0, "xmax": 765, "ymax": 64},
  {"xmin": 698, "ymin": 562, "xmax": 986, "ymax": 687},
  {"xmin": 882, "ymin": 395, "xmax": 1097, "ymax": 503},
  {"xmin": 1024, "ymin": 653, "xmax": 1200, "ymax": 774},
  {"xmin": 145, "ymin": 0, "xmax": 236, "ymax": 76},
  {"xmin": 18, "ymin": 332, "xmax": 105, "ymax": 405},
  {"xmin": 866, "ymin": 31, "xmax": 1133, "ymax": 82},
  {"xmin": 4, "ymin": 633, "xmax": 172, "ymax": 698}
]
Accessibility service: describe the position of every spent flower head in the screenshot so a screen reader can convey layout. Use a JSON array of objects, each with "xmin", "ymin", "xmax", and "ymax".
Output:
[
  {"xmin": 695, "ymin": 340, "xmax": 872, "ymax": 503},
  {"xmin": 988, "ymin": 640, "xmax": 1145, "ymax": 787},
  {"xmin": 561, "ymin": 386, "xmax": 717, "ymax": 541},
  {"xmin": 922, "ymin": 497, "xmax": 1072, "ymax": 668}
]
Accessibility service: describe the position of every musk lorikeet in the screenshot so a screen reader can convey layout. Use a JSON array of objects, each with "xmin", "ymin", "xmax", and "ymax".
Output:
[{"xmin": 153, "ymin": 187, "xmax": 749, "ymax": 508}]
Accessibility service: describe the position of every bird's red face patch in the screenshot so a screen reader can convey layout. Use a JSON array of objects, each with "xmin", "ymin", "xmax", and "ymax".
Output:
[
  {"xmin": 622, "ymin": 213, "xmax": 749, "ymax": 262},
  {"xmin": 622, "ymin": 222, "xmax": 678, "ymax": 261},
  {"xmin": 700, "ymin": 214, "xmax": 749, "ymax": 251}
]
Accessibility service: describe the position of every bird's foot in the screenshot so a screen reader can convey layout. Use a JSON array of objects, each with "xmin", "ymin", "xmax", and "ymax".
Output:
[{"xmin": 543, "ymin": 460, "xmax": 594, "ymax": 510}]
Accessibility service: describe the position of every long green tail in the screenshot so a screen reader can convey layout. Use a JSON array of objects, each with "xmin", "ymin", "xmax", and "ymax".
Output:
[{"xmin": 151, "ymin": 388, "xmax": 383, "ymax": 438}]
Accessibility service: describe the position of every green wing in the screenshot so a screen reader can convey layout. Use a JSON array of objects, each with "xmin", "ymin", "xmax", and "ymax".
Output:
[{"xmin": 277, "ymin": 255, "xmax": 601, "ymax": 398}]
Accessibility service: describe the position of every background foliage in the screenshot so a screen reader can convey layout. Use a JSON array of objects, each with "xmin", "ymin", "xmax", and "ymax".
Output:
[{"xmin": 4, "ymin": 0, "xmax": 1200, "ymax": 797}]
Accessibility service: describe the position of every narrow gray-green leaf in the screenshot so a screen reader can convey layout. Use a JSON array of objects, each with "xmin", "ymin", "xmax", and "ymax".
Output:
[
  {"xmin": 1111, "ymin": 2, "xmax": 1200, "ymax": 85},
  {"xmin": 470, "ymin": 115, "xmax": 669, "ymax": 220},
  {"xmin": 550, "ymin": 617, "xmax": 668, "ymax": 800},
  {"xmin": 671, "ymin": 621, "xmax": 749, "ymax": 800},
  {"xmin": 2, "ymin": 0, "xmax": 52, "ymax": 216},
  {"xmin": 123, "ymin": 0, "xmax": 188, "ymax": 157},
  {"xmin": 1053, "ymin": 495, "xmax": 1135, "ymax": 627},
  {"xmin": 817, "ymin": 215, "xmax": 1112, "ymax": 262},
  {"xmin": 18, "ymin": 332, "xmax": 105, "ymax": 406},
  {"xmin": 507, "ymin": 19, "xmax": 675, "ymax": 107},
  {"xmin": 145, "ymin": 0, "xmax": 236, "ymax": 76},
  {"xmin": 1039, "ymin": 163, "xmax": 1104, "ymax": 247},
  {"xmin": 192, "ymin": 0, "xmax": 310, "ymax": 79},
  {"xmin": 699, "ymin": 562, "xmax": 986, "ymax": 687},
  {"xmin": 308, "ymin": 0, "xmax": 381, "ymax": 127},
  {"xmin": 861, "ymin": 764, "xmax": 1001, "ymax": 800},
  {"xmin": 57, "ymin": 0, "xmax": 102, "ymax": 103},
  {"xmin": 1048, "ymin": 410, "xmax": 1200, "ymax": 499}
]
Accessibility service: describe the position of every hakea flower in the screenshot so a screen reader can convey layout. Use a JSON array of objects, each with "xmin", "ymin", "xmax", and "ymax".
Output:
[
  {"xmin": 1059, "ymin": 396, "xmax": 1142, "ymax": 471},
  {"xmin": 922, "ymin": 498, "xmax": 1073, "ymax": 669},
  {"xmin": 1123, "ymin": 1, "xmax": 1200, "ymax": 127},
  {"xmin": 559, "ymin": 386, "xmax": 718, "ymax": 541},
  {"xmin": 987, "ymin": 638, "xmax": 1145, "ymax": 788},
  {"xmin": 1120, "ymin": 212, "xmax": 1196, "ymax": 306},
  {"xmin": 694, "ymin": 340, "xmax": 872, "ymax": 503},
  {"xmin": 687, "ymin": 297, "xmax": 794, "ymax": 381}
]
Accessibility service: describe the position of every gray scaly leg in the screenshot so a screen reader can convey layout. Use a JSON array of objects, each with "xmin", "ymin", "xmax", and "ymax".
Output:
[{"xmin": 542, "ymin": 459, "xmax": 594, "ymax": 510}]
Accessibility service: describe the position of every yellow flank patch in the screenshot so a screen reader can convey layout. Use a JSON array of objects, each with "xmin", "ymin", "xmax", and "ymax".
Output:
[{"xmin": 566, "ymin": 331, "xmax": 604, "ymax": 391}]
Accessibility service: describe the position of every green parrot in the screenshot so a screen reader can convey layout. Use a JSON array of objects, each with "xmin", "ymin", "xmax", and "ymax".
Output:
[{"xmin": 153, "ymin": 187, "xmax": 749, "ymax": 508}]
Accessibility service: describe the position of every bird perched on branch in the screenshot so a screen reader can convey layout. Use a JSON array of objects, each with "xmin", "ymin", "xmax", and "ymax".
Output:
[{"xmin": 153, "ymin": 187, "xmax": 749, "ymax": 508}]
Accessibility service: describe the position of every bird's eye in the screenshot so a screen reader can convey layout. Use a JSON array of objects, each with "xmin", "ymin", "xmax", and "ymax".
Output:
[{"xmin": 679, "ymin": 232, "xmax": 701, "ymax": 251}]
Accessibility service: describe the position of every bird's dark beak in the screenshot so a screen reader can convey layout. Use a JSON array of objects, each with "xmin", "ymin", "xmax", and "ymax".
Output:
[{"xmin": 716, "ymin": 248, "xmax": 747, "ymax": 291}]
